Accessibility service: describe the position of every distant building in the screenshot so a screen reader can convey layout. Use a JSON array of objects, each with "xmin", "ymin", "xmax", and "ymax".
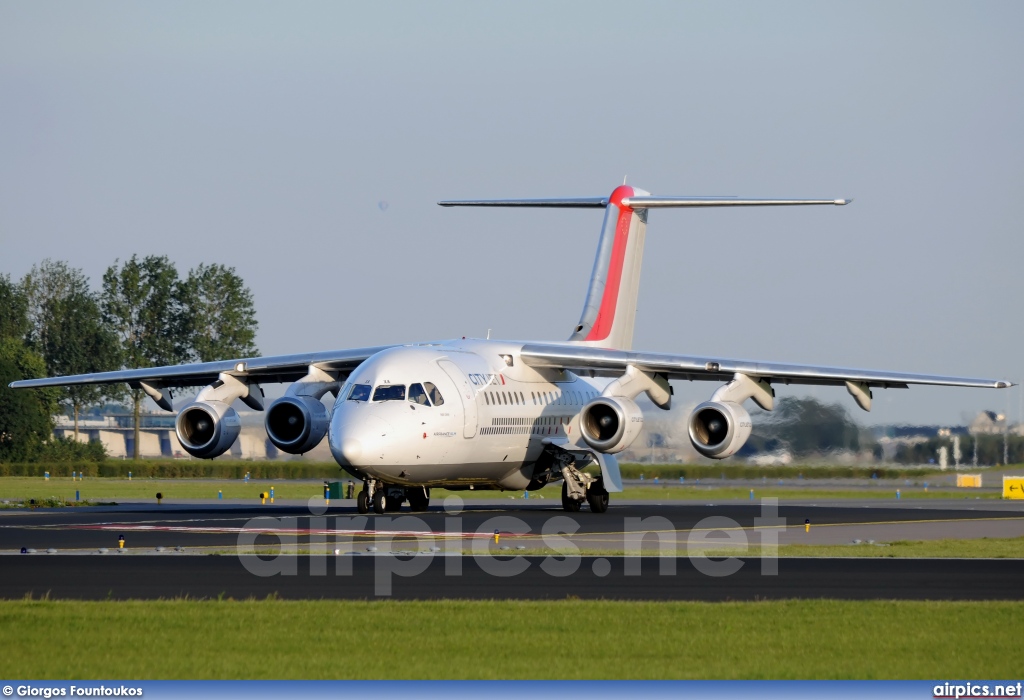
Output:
[
  {"xmin": 968, "ymin": 411, "xmax": 1007, "ymax": 436},
  {"xmin": 53, "ymin": 410, "xmax": 331, "ymax": 460}
]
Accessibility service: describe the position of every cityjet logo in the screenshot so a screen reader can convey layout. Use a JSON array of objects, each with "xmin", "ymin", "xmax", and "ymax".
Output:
[{"xmin": 468, "ymin": 373, "xmax": 502, "ymax": 387}]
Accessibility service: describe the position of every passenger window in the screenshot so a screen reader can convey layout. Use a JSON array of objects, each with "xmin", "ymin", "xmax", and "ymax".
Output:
[
  {"xmin": 347, "ymin": 384, "xmax": 371, "ymax": 402},
  {"xmin": 424, "ymin": 382, "xmax": 444, "ymax": 406},
  {"xmin": 409, "ymin": 383, "xmax": 430, "ymax": 405},
  {"xmin": 373, "ymin": 384, "xmax": 406, "ymax": 402}
]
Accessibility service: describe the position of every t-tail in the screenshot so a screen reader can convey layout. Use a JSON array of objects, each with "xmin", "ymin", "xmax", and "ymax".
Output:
[{"xmin": 439, "ymin": 186, "xmax": 850, "ymax": 350}]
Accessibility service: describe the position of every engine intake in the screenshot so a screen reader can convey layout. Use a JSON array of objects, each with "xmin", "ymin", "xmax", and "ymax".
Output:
[
  {"xmin": 175, "ymin": 400, "xmax": 241, "ymax": 459},
  {"xmin": 580, "ymin": 396, "xmax": 643, "ymax": 454},
  {"xmin": 265, "ymin": 396, "xmax": 330, "ymax": 454},
  {"xmin": 687, "ymin": 400, "xmax": 752, "ymax": 459}
]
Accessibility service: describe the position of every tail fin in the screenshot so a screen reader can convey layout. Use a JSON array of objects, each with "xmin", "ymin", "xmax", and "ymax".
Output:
[
  {"xmin": 439, "ymin": 187, "xmax": 850, "ymax": 350},
  {"xmin": 568, "ymin": 185, "xmax": 648, "ymax": 350}
]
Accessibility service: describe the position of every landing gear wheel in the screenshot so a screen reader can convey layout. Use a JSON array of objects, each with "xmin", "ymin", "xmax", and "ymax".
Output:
[
  {"xmin": 357, "ymin": 490, "xmax": 370, "ymax": 514},
  {"xmin": 586, "ymin": 480, "xmax": 609, "ymax": 513},
  {"xmin": 407, "ymin": 488, "xmax": 430, "ymax": 512},
  {"xmin": 561, "ymin": 481, "xmax": 582, "ymax": 512},
  {"xmin": 372, "ymin": 489, "xmax": 387, "ymax": 515}
]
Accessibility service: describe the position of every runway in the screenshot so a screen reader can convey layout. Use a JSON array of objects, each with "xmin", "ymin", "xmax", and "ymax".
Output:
[
  {"xmin": 2, "ymin": 554, "xmax": 1023, "ymax": 600},
  {"xmin": 1, "ymin": 499, "xmax": 1022, "ymax": 600},
  {"xmin": 1, "ymin": 499, "xmax": 1023, "ymax": 553}
]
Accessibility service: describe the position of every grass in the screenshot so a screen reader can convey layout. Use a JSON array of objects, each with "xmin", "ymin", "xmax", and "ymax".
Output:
[
  {"xmin": 0, "ymin": 598, "xmax": 1019, "ymax": 679},
  {"xmin": 0, "ymin": 477, "xmax": 329, "ymax": 504},
  {"xmin": 0, "ymin": 477, "xmax": 1002, "ymax": 506}
]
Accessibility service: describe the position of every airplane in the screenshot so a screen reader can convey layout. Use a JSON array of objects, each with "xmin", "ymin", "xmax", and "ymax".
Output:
[{"xmin": 10, "ymin": 185, "xmax": 1013, "ymax": 515}]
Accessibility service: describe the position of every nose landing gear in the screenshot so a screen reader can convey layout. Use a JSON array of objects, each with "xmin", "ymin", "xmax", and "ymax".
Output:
[{"xmin": 360, "ymin": 479, "xmax": 423, "ymax": 514}]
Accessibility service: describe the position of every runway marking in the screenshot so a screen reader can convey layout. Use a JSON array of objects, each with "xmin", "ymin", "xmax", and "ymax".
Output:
[
  {"xmin": 5, "ymin": 514, "xmax": 1013, "ymax": 545},
  {"xmin": 63, "ymin": 524, "xmax": 514, "ymax": 540}
]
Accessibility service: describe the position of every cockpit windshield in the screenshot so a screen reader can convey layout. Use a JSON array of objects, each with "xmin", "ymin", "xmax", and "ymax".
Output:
[
  {"xmin": 372, "ymin": 385, "xmax": 406, "ymax": 402},
  {"xmin": 409, "ymin": 383, "xmax": 430, "ymax": 405},
  {"xmin": 423, "ymin": 382, "xmax": 444, "ymax": 405},
  {"xmin": 347, "ymin": 384, "xmax": 371, "ymax": 402},
  {"xmin": 424, "ymin": 382, "xmax": 444, "ymax": 406}
]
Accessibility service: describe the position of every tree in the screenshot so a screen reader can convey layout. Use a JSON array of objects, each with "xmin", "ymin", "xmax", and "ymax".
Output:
[
  {"xmin": 0, "ymin": 274, "xmax": 29, "ymax": 340},
  {"xmin": 43, "ymin": 291, "xmax": 121, "ymax": 439},
  {"xmin": 178, "ymin": 263, "xmax": 259, "ymax": 362},
  {"xmin": 749, "ymin": 396, "xmax": 863, "ymax": 457},
  {"xmin": 21, "ymin": 261, "xmax": 120, "ymax": 439},
  {"xmin": 0, "ymin": 338, "xmax": 57, "ymax": 463},
  {"xmin": 101, "ymin": 255, "xmax": 187, "ymax": 459}
]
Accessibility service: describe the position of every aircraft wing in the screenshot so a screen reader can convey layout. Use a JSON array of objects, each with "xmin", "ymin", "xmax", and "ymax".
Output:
[
  {"xmin": 7, "ymin": 346, "xmax": 395, "ymax": 390},
  {"xmin": 519, "ymin": 343, "xmax": 1012, "ymax": 390}
]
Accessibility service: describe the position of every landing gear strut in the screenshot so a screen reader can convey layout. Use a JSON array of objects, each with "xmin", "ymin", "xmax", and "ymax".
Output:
[
  {"xmin": 361, "ymin": 479, "xmax": 410, "ymax": 514},
  {"xmin": 558, "ymin": 453, "xmax": 609, "ymax": 513}
]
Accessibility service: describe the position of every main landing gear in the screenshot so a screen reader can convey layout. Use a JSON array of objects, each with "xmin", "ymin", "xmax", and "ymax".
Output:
[
  {"xmin": 558, "ymin": 453, "xmax": 609, "ymax": 514},
  {"xmin": 358, "ymin": 479, "xmax": 431, "ymax": 514}
]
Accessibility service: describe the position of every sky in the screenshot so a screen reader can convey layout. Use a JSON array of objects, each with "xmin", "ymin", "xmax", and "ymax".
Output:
[{"xmin": 1, "ymin": 1, "xmax": 1022, "ymax": 427}]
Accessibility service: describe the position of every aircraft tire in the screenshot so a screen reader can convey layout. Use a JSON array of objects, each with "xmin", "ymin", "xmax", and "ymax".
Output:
[
  {"xmin": 372, "ymin": 489, "xmax": 387, "ymax": 515},
  {"xmin": 561, "ymin": 481, "xmax": 582, "ymax": 512},
  {"xmin": 407, "ymin": 488, "xmax": 430, "ymax": 512},
  {"xmin": 357, "ymin": 490, "xmax": 370, "ymax": 514},
  {"xmin": 586, "ymin": 481, "xmax": 609, "ymax": 513}
]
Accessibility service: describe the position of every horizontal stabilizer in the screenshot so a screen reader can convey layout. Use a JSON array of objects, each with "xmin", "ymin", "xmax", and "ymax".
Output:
[
  {"xmin": 438, "ymin": 198, "xmax": 609, "ymax": 208},
  {"xmin": 439, "ymin": 196, "xmax": 851, "ymax": 209},
  {"xmin": 622, "ymin": 197, "xmax": 851, "ymax": 208}
]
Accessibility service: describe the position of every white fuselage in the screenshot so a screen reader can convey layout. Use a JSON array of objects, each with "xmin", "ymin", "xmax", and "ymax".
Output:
[{"xmin": 327, "ymin": 339, "xmax": 608, "ymax": 490}]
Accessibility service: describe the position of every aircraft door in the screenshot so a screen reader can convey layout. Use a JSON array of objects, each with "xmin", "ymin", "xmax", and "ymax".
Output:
[{"xmin": 437, "ymin": 359, "xmax": 478, "ymax": 438}]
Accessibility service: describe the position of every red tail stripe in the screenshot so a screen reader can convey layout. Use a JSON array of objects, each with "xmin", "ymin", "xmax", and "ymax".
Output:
[{"xmin": 585, "ymin": 186, "xmax": 635, "ymax": 342}]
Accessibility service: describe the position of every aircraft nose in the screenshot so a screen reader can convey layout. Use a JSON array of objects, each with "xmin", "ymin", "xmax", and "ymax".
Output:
[
  {"xmin": 340, "ymin": 438, "xmax": 362, "ymax": 464},
  {"xmin": 330, "ymin": 413, "xmax": 391, "ymax": 467}
]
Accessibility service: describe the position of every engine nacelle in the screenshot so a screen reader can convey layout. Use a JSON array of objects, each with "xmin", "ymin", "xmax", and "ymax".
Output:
[
  {"xmin": 175, "ymin": 400, "xmax": 241, "ymax": 459},
  {"xmin": 265, "ymin": 395, "xmax": 330, "ymax": 454},
  {"xmin": 687, "ymin": 400, "xmax": 752, "ymax": 459},
  {"xmin": 580, "ymin": 396, "xmax": 644, "ymax": 454}
]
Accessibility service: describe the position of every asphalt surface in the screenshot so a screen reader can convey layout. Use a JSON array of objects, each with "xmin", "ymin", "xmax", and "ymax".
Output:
[
  {"xmin": 3, "ymin": 500, "xmax": 1023, "ymax": 552},
  {"xmin": 3, "ymin": 554, "xmax": 1022, "ymax": 600},
  {"xmin": 1, "ymin": 500, "xmax": 1022, "ymax": 600}
]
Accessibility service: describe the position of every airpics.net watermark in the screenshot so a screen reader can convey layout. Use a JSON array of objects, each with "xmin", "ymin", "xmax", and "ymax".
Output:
[{"xmin": 234, "ymin": 496, "xmax": 787, "ymax": 595}]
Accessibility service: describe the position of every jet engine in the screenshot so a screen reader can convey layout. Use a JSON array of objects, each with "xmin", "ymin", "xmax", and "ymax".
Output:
[
  {"xmin": 265, "ymin": 395, "xmax": 330, "ymax": 454},
  {"xmin": 175, "ymin": 400, "xmax": 241, "ymax": 459},
  {"xmin": 687, "ymin": 400, "xmax": 752, "ymax": 459},
  {"xmin": 579, "ymin": 396, "xmax": 644, "ymax": 454}
]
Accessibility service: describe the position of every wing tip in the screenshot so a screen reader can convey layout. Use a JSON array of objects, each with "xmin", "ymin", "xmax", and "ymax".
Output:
[{"xmin": 835, "ymin": 198, "xmax": 853, "ymax": 205}]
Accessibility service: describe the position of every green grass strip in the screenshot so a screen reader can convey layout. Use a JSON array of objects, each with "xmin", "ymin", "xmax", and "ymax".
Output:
[
  {"xmin": 0, "ymin": 477, "xmax": 1002, "ymax": 505},
  {"xmin": 0, "ymin": 599, "xmax": 1020, "ymax": 679}
]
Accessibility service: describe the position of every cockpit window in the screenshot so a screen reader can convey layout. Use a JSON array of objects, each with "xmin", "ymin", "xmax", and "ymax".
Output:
[
  {"xmin": 424, "ymin": 382, "xmax": 444, "ymax": 406},
  {"xmin": 373, "ymin": 384, "xmax": 406, "ymax": 402},
  {"xmin": 409, "ymin": 383, "xmax": 430, "ymax": 405},
  {"xmin": 347, "ymin": 384, "xmax": 371, "ymax": 402}
]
